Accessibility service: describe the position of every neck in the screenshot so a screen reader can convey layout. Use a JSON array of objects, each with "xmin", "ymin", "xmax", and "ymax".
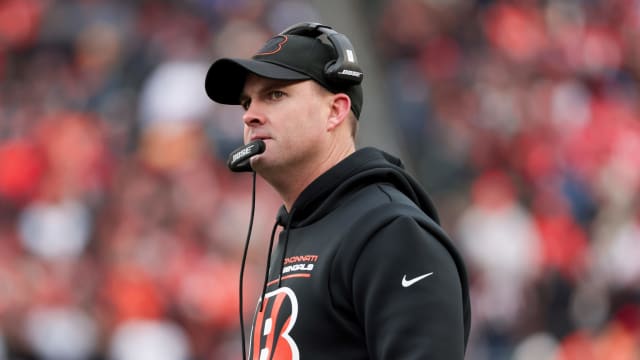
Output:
[{"xmin": 266, "ymin": 142, "xmax": 355, "ymax": 211}]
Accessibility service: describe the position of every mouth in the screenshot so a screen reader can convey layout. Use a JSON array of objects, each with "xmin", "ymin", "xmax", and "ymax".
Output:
[{"xmin": 250, "ymin": 135, "xmax": 271, "ymax": 142}]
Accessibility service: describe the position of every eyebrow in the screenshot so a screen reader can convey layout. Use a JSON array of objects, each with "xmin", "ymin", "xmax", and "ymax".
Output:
[{"xmin": 240, "ymin": 78, "xmax": 303, "ymax": 101}]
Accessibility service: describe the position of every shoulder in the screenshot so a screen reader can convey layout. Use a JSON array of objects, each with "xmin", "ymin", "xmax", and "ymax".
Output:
[
  {"xmin": 342, "ymin": 183, "xmax": 440, "ymax": 237},
  {"xmin": 332, "ymin": 183, "xmax": 443, "ymax": 265},
  {"xmin": 338, "ymin": 183, "xmax": 464, "ymax": 280}
]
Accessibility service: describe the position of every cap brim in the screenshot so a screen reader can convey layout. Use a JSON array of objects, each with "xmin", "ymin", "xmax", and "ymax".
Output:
[{"xmin": 205, "ymin": 58, "xmax": 311, "ymax": 105}]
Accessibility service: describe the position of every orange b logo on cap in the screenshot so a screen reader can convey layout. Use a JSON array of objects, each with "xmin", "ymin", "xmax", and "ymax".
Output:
[{"xmin": 255, "ymin": 35, "xmax": 289, "ymax": 56}]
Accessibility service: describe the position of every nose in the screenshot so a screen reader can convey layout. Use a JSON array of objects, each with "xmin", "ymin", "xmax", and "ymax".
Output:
[{"xmin": 242, "ymin": 103, "xmax": 266, "ymax": 127}]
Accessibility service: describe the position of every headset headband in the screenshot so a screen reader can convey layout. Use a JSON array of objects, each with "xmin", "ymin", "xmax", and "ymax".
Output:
[{"xmin": 280, "ymin": 22, "xmax": 363, "ymax": 87}]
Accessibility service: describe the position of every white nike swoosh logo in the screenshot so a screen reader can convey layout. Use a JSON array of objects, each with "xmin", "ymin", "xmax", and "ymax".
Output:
[{"xmin": 402, "ymin": 272, "xmax": 434, "ymax": 287}]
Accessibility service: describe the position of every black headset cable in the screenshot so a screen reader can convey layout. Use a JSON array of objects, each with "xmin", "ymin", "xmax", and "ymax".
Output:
[{"xmin": 238, "ymin": 171, "xmax": 257, "ymax": 360}]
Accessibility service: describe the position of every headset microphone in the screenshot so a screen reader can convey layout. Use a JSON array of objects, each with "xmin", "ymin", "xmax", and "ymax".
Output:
[{"xmin": 227, "ymin": 140, "xmax": 266, "ymax": 172}]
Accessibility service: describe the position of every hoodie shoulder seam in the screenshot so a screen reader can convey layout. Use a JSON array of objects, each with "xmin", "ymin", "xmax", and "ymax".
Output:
[{"xmin": 375, "ymin": 183, "xmax": 394, "ymax": 203}]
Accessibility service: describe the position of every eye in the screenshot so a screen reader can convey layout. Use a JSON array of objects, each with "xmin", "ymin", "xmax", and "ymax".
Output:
[
  {"xmin": 240, "ymin": 98, "xmax": 251, "ymax": 111},
  {"xmin": 268, "ymin": 90, "xmax": 286, "ymax": 101}
]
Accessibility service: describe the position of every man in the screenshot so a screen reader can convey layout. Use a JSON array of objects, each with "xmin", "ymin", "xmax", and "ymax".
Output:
[{"xmin": 205, "ymin": 22, "xmax": 470, "ymax": 360}]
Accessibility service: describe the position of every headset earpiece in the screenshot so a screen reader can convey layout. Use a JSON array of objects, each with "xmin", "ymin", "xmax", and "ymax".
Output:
[{"xmin": 279, "ymin": 22, "xmax": 363, "ymax": 87}]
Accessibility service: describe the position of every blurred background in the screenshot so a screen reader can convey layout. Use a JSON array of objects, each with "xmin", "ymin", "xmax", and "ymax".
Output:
[{"xmin": 0, "ymin": 0, "xmax": 639, "ymax": 359}]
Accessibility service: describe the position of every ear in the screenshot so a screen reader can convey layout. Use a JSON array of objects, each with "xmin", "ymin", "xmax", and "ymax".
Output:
[{"xmin": 326, "ymin": 93, "xmax": 351, "ymax": 132}]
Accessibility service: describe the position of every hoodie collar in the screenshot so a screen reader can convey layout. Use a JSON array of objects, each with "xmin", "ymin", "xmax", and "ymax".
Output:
[{"xmin": 277, "ymin": 147, "xmax": 440, "ymax": 228}]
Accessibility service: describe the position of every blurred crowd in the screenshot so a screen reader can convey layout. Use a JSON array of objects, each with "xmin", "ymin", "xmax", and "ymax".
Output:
[
  {"xmin": 376, "ymin": 0, "xmax": 640, "ymax": 359},
  {"xmin": 0, "ymin": 0, "xmax": 638, "ymax": 359}
]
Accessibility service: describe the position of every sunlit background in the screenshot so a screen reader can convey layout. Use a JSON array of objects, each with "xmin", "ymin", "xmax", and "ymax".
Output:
[{"xmin": 1, "ymin": 0, "xmax": 639, "ymax": 359}]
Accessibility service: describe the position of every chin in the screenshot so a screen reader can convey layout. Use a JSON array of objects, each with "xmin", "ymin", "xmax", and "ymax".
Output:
[
  {"xmin": 250, "ymin": 155, "xmax": 268, "ymax": 171},
  {"xmin": 252, "ymin": 155, "xmax": 285, "ymax": 177}
]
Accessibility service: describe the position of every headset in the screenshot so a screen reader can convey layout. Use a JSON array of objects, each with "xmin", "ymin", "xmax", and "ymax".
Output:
[{"xmin": 279, "ymin": 22, "xmax": 364, "ymax": 87}]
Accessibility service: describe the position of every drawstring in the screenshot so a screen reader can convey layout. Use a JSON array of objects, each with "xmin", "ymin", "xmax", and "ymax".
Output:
[
  {"xmin": 259, "ymin": 220, "xmax": 280, "ymax": 312},
  {"xmin": 238, "ymin": 172, "xmax": 258, "ymax": 360},
  {"xmin": 258, "ymin": 207, "xmax": 295, "ymax": 310},
  {"xmin": 278, "ymin": 209, "xmax": 295, "ymax": 288}
]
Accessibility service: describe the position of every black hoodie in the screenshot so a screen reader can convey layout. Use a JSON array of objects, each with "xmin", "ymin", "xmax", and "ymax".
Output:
[{"xmin": 248, "ymin": 147, "xmax": 471, "ymax": 360}]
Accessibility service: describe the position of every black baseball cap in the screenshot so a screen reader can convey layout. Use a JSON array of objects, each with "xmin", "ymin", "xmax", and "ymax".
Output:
[{"xmin": 205, "ymin": 32, "xmax": 363, "ymax": 118}]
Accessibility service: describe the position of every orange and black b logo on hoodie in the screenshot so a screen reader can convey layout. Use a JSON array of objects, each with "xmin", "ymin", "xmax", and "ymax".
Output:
[{"xmin": 250, "ymin": 287, "xmax": 300, "ymax": 360}]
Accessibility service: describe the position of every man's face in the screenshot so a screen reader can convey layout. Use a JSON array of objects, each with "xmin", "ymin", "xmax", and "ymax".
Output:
[{"xmin": 239, "ymin": 74, "xmax": 333, "ymax": 175}]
